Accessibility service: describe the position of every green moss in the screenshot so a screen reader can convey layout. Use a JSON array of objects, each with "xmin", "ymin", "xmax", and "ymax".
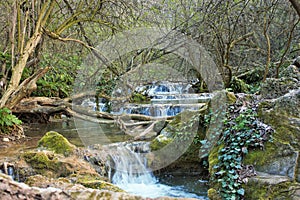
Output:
[
  {"xmin": 38, "ymin": 131, "xmax": 76, "ymax": 156},
  {"xmin": 207, "ymin": 188, "xmax": 222, "ymax": 200},
  {"xmin": 22, "ymin": 151, "xmax": 60, "ymax": 171},
  {"xmin": 74, "ymin": 174, "xmax": 123, "ymax": 192},
  {"xmin": 245, "ymin": 180, "xmax": 298, "ymax": 200},
  {"xmin": 130, "ymin": 92, "xmax": 150, "ymax": 104},
  {"xmin": 274, "ymin": 127, "xmax": 300, "ymax": 148},
  {"xmin": 150, "ymin": 135, "xmax": 173, "ymax": 151},
  {"xmin": 229, "ymin": 76, "xmax": 250, "ymax": 93},
  {"xmin": 208, "ymin": 143, "xmax": 223, "ymax": 174},
  {"xmin": 80, "ymin": 180, "xmax": 124, "ymax": 192},
  {"xmin": 226, "ymin": 92, "xmax": 237, "ymax": 104},
  {"xmin": 243, "ymin": 142, "xmax": 277, "ymax": 166}
]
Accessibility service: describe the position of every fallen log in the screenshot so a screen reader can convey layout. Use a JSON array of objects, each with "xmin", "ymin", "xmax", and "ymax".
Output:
[{"xmin": 13, "ymin": 97, "xmax": 173, "ymax": 139}]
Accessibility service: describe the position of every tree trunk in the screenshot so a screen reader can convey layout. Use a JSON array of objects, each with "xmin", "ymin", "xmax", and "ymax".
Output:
[
  {"xmin": 289, "ymin": 0, "xmax": 300, "ymax": 17},
  {"xmin": 0, "ymin": 0, "xmax": 55, "ymax": 109},
  {"xmin": 0, "ymin": 33, "xmax": 43, "ymax": 109}
]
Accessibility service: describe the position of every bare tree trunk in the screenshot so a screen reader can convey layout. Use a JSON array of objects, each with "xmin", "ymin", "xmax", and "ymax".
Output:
[
  {"xmin": 0, "ymin": 0, "xmax": 55, "ymax": 109},
  {"xmin": 289, "ymin": 0, "xmax": 300, "ymax": 17},
  {"xmin": 263, "ymin": 14, "xmax": 271, "ymax": 82}
]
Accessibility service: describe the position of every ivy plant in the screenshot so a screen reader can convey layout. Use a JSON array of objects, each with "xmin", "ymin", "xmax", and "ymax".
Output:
[{"xmin": 213, "ymin": 107, "xmax": 272, "ymax": 199}]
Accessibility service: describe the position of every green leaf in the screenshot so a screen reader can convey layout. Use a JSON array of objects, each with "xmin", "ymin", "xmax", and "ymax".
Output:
[
  {"xmin": 237, "ymin": 188, "xmax": 245, "ymax": 195},
  {"xmin": 200, "ymin": 140, "xmax": 207, "ymax": 145}
]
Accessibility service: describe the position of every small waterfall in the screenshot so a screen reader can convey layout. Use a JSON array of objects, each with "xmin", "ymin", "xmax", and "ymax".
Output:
[
  {"xmin": 106, "ymin": 142, "xmax": 207, "ymax": 199},
  {"xmin": 77, "ymin": 82, "xmax": 212, "ymax": 117},
  {"xmin": 0, "ymin": 162, "xmax": 17, "ymax": 180},
  {"xmin": 107, "ymin": 143, "xmax": 162, "ymax": 198},
  {"xmin": 110, "ymin": 144, "xmax": 156, "ymax": 185}
]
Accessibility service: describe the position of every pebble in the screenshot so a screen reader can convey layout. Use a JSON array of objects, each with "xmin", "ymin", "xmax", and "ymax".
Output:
[{"xmin": 2, "ymin": 138, "xmax": 10, "ymax": 142}]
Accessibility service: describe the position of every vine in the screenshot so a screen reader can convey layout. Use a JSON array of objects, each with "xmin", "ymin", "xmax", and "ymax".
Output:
[{"xmin": 213, "ymin": 106, "xmax": 273, "ymax": 199}]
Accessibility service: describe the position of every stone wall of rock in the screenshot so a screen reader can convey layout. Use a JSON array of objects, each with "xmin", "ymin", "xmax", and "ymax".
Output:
[
  {"xmin": 243, "ymin": 62, "xmax": 300, "ymax": 199},
  {"xmin": 207, "ymin": 60, "xmax": 300, "ymax": 199}
]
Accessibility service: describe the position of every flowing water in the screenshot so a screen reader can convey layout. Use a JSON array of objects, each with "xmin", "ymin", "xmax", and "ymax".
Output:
[
  {"xmin": 20, "ymin": 120, "xmax": 209, "ymax": 199},
  {"xmin": 14, "ymin": 81, "xmax": 210, "ymax": 198},
  {"xmin": 78, "ymin": 82, "xmax": 211, "ymax": 117},
  {"xmin": 106, "ymin": 142, "xmax": 208, "ymax": 199}
]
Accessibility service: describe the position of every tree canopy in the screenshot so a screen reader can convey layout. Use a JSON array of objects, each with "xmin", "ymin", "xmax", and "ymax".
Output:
[{"xmin": 0, "ymin": 0, "xmax": 299, "ymax": 109}]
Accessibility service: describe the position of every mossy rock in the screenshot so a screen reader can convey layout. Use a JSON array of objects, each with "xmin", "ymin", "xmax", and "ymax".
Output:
[
  {"xmin": 207, "ymin": 143, "xmax": 223, "ymax": 193},
  {"xmin": 229, "ymin": 76, "xmax": 250, "ymax": 93},
  {"xmin": 22, "ymin": 151, "xmax": 60, "ymax": 171},
  {"xmin": 244, "ymin": 141, "xmax": 298, "ymax": 179},
  {"xmin": 226, "ymin": 91, "xmax": 237, "ymax": 104},
  {"xmin": 150, "ymin": 134, "xmax": 173, "ymax": 151},
  {"xmin": 20, "ymin": 150, "xmax": 101, "ymax": 179},
  {"xmin": 260, "ymin": 77, "xmax": 299, "ymax": 99},
  {"xmin": 79, "ymin": 180, "xmax": 124, "ymax": 192},
  {"xmin": 25, "ymin": 174, "xmax": 71, "ymax": 187},
  {"xmin": 207, "ymin": 188, "xmax": 222, "ymax": 200},
  {"xmin": 245, "ymin": 175, "xmax": 300, "ymax": 200},
  {"xmin": 130, "ymin": 92, "xmax": 150, "ymax": 104},
  {"xmin": 168, "ymin": 109, "xmax": 206, "ymax": 128},
  {"xmin": 38, "ymin": 131, "xmax": 76, "ymax": 156}
]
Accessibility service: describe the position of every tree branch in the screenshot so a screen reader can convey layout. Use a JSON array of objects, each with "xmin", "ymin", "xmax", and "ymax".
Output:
[{"xmin": 289, "ymin": 0, "xmax": 300, "ymax": 17}]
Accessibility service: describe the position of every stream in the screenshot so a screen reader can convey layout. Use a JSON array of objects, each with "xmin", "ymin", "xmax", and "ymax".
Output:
[
  {"xmin": 1, "ymin": 81, "xmax": 210, "ymax": 199},
  {"xmin": 22, "ymin": 120, "xmax": 209, "ymax": 199}
]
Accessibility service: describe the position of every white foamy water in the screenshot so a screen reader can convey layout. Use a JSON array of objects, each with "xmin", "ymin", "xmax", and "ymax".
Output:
[
  {"xmin": 116, "ymin": 181, "xmax": 205, "ymax": 199},
  {"xmin": 108, "ymin": 144, "xmax": 207, "ymax": 199}
]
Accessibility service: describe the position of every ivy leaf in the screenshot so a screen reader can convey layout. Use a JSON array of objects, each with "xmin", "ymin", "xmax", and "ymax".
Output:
[
  {"xmin": 215, "ymin": 170, "xmax": 226, "ymax": 176},
  {"xmin": 242, "ymin": 147, "xmax": 248, "ymax": 154},
  {"xmin": 200, "ymin": 140, "xmax": 207, "ymax": 145},
  {"xmin": 237, "ymin": 188, "xmax": 245, "ymax": 195}
]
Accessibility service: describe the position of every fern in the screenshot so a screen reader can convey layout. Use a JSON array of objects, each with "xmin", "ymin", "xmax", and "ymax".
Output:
[{"xmin": 0, "ymin": 108, "xmax": 22, "ymax": 134}]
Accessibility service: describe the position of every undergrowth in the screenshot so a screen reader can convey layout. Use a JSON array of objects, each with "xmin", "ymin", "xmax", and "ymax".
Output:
[
  {"xmin": 0, "ymin": 108, "xmax": 22, "ymax": 134},
  {"xmin": 213, "ymin": 106, "xmax": 273, "ymax": 199}
]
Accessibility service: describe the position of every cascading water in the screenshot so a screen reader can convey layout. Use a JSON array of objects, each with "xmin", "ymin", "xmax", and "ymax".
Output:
[
  {"xmin": 107, "ymin": 143, "xmax": 207, "ymax": 199},
  {"xmin": 76, "ymin": 81, "xmax": 210, "ymax": 198},
  {"xmin": 77, "ymin": 82, "xmax": 212, "ymax": 117}
]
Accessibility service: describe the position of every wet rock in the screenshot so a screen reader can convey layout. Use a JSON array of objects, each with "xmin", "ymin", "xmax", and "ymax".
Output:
[
  {"xmin": 0, "ymin": 172, "xmax": 198, "ymax": 200},
  {"xmin": 78, "ymin": 179, "xmax": 124, "ymax": 192},
  {"xmin": 17, "ymin": 150, "xmax": 103, "ymax": 182},
  {"xmin": 26, "ymin": 174, "xmax": 122, "ymax": 192},
  {"xmin": 37, "ymin": 131, "xmax": 76, "ymax": 156}
]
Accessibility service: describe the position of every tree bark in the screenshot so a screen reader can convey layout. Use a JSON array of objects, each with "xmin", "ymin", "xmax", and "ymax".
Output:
[
  {"xmin": 289, "ymin": 0, "xmax": 300, "ymax": 17},
  {"xmin": 0, "ymin": 0, "xmax": 55, "ymax": 109}
]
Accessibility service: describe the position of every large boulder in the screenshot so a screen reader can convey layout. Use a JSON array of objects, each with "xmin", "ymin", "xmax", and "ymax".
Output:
[
  {"xmin": 245, "ymin": 89, "xmax": 300, "ymax": 181},
  {"xmin": 244, "ymin": 172, "xmax": 300, "ymax": 200},
  {"xmin": 17, "ymin": 150, "xmax": 103, "ymax": 181},
  {"xmin": 241, "ymin": 66, "xmax": 300, "ymax": 199},
  {"xmin": 149, "ymin": 108, "xmax": 209, "ymax": 175},
  {"xmin": 37, "ymin": 131, "xmax": 76, "ymax": 156}
]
